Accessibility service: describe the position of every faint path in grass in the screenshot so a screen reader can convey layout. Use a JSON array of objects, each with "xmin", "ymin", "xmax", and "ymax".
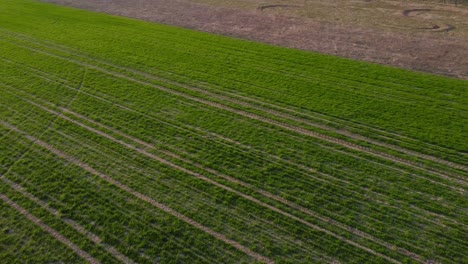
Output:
[
  {"xmin": 0, "ymin": 176, "xmax": 136, "ymax": 264},
  {"xmin": 4, "ymin": 59, "xmax": 465, "ymax": 234},
  {"xmin": 1, "ymin": 29, "xmax": 463, "ymax": 166},
  {"xmin": 0, "ymin": 194, "xmax": 101, "ymax": 264},
  {"xmin": 2, "ymin": 29, "xmax": 466, "ymax": 174},
  {"xmin": 3, "ymin": 59, "xmax": 464, "ymax": 235},
  {"xmin": 0, "ymin": 121, "xmax": 275, "ymax": 264},
  {"xmin": 9, "ymin": 37, "xmax": 465, "ymax": 188},
  {"xmin": 1, "ymin": 90, "xmax": 426, "ymax": 263}
]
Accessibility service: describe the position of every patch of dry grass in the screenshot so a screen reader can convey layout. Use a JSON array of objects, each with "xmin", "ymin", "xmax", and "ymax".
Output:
[{"xmin": 195, "ymin": 0, "xmax": 468, "ymax": 38}]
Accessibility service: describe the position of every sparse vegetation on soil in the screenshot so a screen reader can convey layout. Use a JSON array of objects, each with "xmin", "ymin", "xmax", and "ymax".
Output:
[
  {"xmin": 41, "ymin": 0, "xmax": 468, "ymax": 79},
  {"xmin": 0, "ymin": 0, "xmax": 467, "ymax": 263}
]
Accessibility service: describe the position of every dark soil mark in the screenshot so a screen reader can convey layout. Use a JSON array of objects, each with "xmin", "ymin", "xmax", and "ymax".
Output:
[
  {"xmin": 434, "ymin": 24, "xmax": 455, "ymax": 32},
  {"xmin": 403, "ymin": 9, "xmax": 432, "ymax": 16},
  {"xmin": 258, "ymin": 4, "xmax": 302, "ymax": 11},
  {"xmin": 417, "ymin": 24, "xmax": 455, "ymax": 32},
  {"xmin": 403, "ymin": 9, "xmax": 455, "ymax": 32},
  {"xmin": 418, "ymin": 25, "xmax": 441, "ymax": 30}
]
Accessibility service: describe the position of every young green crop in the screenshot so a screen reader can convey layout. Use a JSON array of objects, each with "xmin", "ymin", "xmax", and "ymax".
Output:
[{"xmin": 0, "ymin": 0, "xmax": 466, "ymax": 263}]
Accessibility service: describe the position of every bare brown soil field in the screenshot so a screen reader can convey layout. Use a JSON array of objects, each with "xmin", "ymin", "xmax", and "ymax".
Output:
[{"xmin": 41, "ymin": 0, "xmax": 468, "ymax": 78}]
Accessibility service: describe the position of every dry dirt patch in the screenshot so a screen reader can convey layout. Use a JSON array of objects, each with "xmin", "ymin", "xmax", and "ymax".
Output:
[{"xmin": 41, "ymin": 0, "xmax": 468, "ymax": 78}]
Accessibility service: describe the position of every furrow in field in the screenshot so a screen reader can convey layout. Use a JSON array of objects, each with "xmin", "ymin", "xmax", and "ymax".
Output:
[
  {"xmin": 6, "ymin": 40, "xmax": 465, "ymax": 188},
  {"xmin": 3, "ymin": 63, "xmax": 464, "ymax": 235},
  {"xmin": 101, "ymin": 62, "xmax": 467, "ymax": 172},
  {"xmin": 3, "ymin": 128, "xmax": 277, "ymax": 262},
  {"xmin": 6, "ymin": 90, "xmax": 460, "ymax": 260},
  {"xmin": 62, "ymin": 96, "xmax": 462, "ymax": 249},
  {"xmin": 3, "ymin": 66, "xmax": 463, "ymax": 231},
  {"xmin": 0, "ymin": 121, "xmax": 275, "ymax": 264},
  {"xmin": 24, "ymin": 128, "xmax": 327, "ymax": 261},
  {"xmin": 59, "ymin": 107, "xmax": 426, "ymax": 262},
  {"xmin": 0, "ymin": 193, "xmax": 101, "ymax": 264},
  {"xmin": 2, "ymin": 123, "xmax": 320, "ymax": 261},
  {"xmin": 5, "ymin": 37, "xmax": 465, "ymax": 178},
  {"xmin": 1, "ymin": 66, "xmax": 466, "ymax": 264},
  {"xmin": 0, "ymin": 124, "xmax": 256, "ymax": 262},
  {"xmin": 0, "ymin": 31, "xmax": 462, "ymax": 174},
  {"xmin": 196, "ymin": 127, "xmax": 463, "ymax": 228},
  {"xmin": 204, "ymin": 90, "xmax": 466, "ymax": 170},
  {"xmin": 1, "ymin": 109, "xmax": 409, "ymax": 263},
  {"xmin": 5, "ymin": 49, "xmax": 466, "ymax": 239},
  {"xmin": 9, "ymin": 28, "xmax": 468, "ymax": 167},
  {"xmin": 6, "ymin": 88, "xmax": 424, "ymax": 263},
  {"xmin": 97, "ymin": 101, "xmax": 464, "ymax": 225},
  {"xmin": 94, "ymin": 56, "xmax": 466, "ymax": 171},
  {"xmin": 1, "ymin": 30, "xmax": 464, "ymax": 172},
  {"xmin": 2, "ymin": 147, "xmax": 231, "ymax": 264},
  {"xmin": 0, "ymin": 176, "xmax": 136, "ymax": 264}
]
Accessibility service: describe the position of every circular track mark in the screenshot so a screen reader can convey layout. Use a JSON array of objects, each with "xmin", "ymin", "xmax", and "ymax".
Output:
[
  {"xmin": 402, "ymin": 8, "xmax": 432, "ymax": 16},
  {"xmin": 258, "ymin": 4, "xmax": 303, "ymax": 11}
]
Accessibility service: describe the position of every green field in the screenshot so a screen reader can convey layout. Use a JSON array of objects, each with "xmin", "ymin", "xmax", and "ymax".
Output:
[{"xmin": 0, "ymin": 0, "xmax": 467, "ymax": 263}]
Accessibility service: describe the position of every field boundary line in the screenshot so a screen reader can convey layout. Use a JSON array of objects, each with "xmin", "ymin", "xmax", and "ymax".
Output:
[
  {"xmin": 0, "ymin": 193, "xmax": 101, "ymax": 264},
  {"xmin": 6, "ymin": 39, "xmax": 465, "ymax": 187},
  {"xmin": 0, "ymin": 121, "xmax": 275, "ymax": 264}
]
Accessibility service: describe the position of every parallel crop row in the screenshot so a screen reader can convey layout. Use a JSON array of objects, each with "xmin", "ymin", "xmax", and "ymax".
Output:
[{"xmin": 0, "ymin": 1, "xmax": 466, "ymax": 263}]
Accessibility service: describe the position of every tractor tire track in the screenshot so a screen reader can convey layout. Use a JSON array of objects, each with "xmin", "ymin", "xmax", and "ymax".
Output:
[
  {"xmin": 60, "ymin": 106, "xmax": 429, "ymax": 261},
  {"xmin": 1, "ymin": 28, "xmax": 464, "ymax": 166},
  {"xmin": 3, "ymin": 67, "xmax": 464, "ymax": 230},
  {"xmin": 0, "ymin": 194, "xmax": 101, "ymax": 264},
  {"xmin": 4, "ymin": 84, "xmax": 467, "ymax": 260},
  {"xmin": 0, "ymin": 176, "xmax": 136, "ymax": 264},
  {"xmin": 18, "ymin": 90, "xmax": 463, "ymax": 253},
  {"xmin": 12, "ymin": 94, "xmax": 420, "ymax": 263},
  {"xmin": 1, "ymin": 121, "xmax": 275, "ymax": 264},
  {"xmin": 32, "ymin": 128, "xmax": 324, "ymax": 260},
  {"xmin": 87, "ymin": 57, "xmax": 466, "ymax": 172},
  {"xmin": 1, "ymin": 29, "xmax": 465, "ymax": 171},
  {"xmin": 83, "ymin": 104, "xmax": 468, "ymax": 259},
  {"xmin": 3, "ymin": 67, "xmax": 464, "ymax": 229},
  {"xmin": 7, "ymin": 40, "xmax": 465, "ymax": 188},
  {"xmin": 2, "ymin": 115, "xmax": 408, "ymax": 263}
]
